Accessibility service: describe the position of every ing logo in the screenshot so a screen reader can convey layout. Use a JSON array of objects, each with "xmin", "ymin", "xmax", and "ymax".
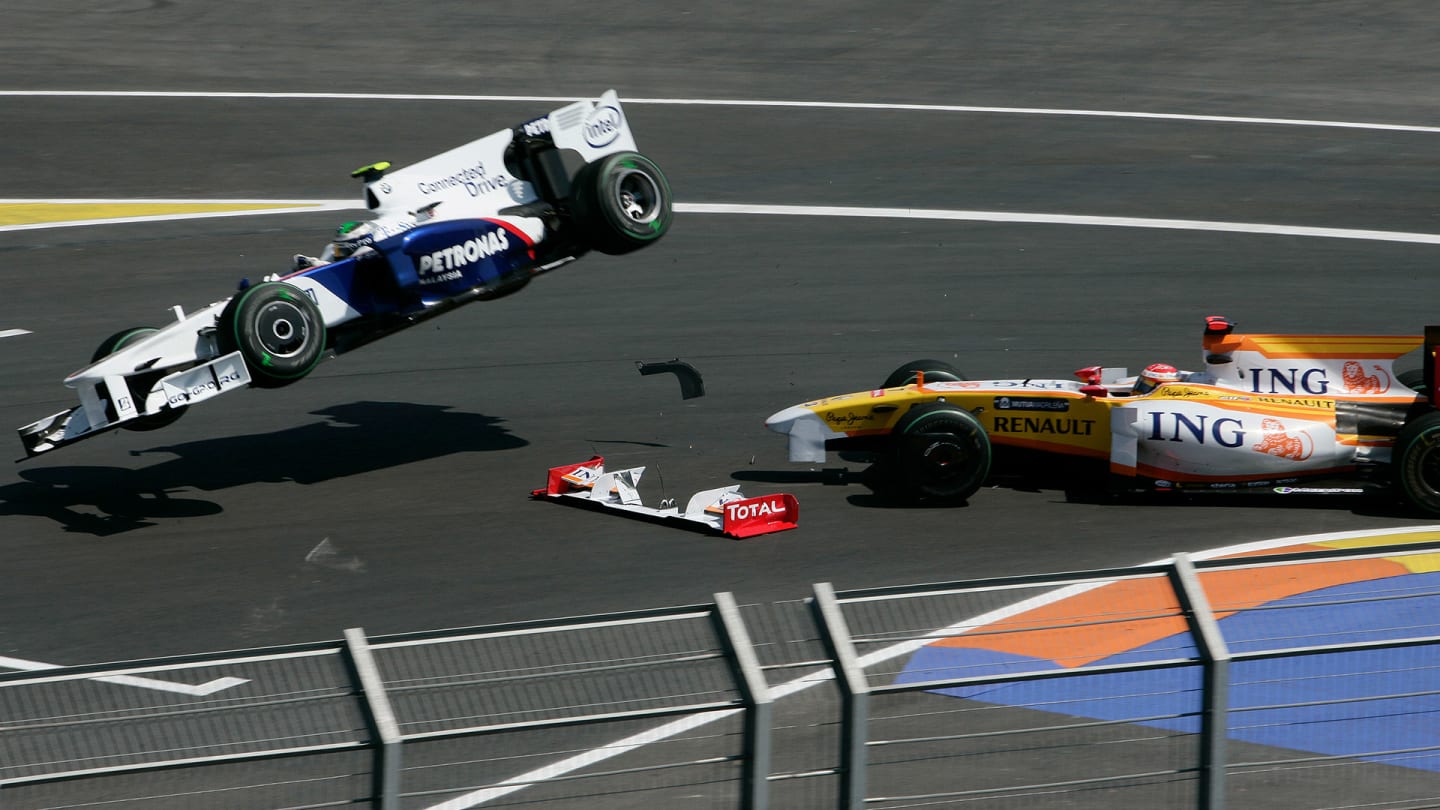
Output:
[
  {"xmin": 1252, "ymin": 418, "xmax": 1313, "ymax": 461},
  {"xmin": 1341, "ymin": 361, "xmax": 1390, "ymax": 395}
]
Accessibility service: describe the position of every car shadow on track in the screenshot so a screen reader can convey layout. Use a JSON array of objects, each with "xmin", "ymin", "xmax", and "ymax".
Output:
[
  {"xmin": 733, "ymin": 468, "xmax": 983, "ymax": 509},
  {"xmin": 1, "ymin": 401, "xmax": 526, "ymax": 536},
  {"xmin": 731, "ymin": 466, "xmax": 977, "ymax": 508}
]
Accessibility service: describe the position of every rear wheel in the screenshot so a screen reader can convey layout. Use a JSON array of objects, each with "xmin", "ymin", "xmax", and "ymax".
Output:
[
  {"xmin": 1395, "ymin": 412, "xmax": 1440, "ymax": 513},
  {"xmin": 217, "ymin": 282, "xmax": 326, "ymax": 388},
  {"xmin": 881, "ymin": 359, "xmax": 964, "ymax": 389},
  {"xmin": 91, "ymin": 327, "xmax": 187, "ymax": 431},
  {"xmin": 884, "ymin": 403, "xmax": 991, "ymax": 502},
  {"xmin": 1397, "ymin": 368, "xmax": 1425, "ymax": 392},
  {"xmin": 571, "ymin": 152, "xmax": 673, "ymax": 255}
]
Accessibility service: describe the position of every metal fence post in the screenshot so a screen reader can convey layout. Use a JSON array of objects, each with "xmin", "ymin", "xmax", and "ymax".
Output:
[
  {"xmin": 714, "ymin": 592, "xmax": 772, "ymax": 810},
  {"xmin": 811, "ymin": 582, "xmax": 870, "ymax": 810},
  {"xmin": 344, "ymin": 627, "xmax": 403, "ymax": 810},
  {"xmin": 1168, "ymin": 554, "xmax": 1231, "ymax": 810}
]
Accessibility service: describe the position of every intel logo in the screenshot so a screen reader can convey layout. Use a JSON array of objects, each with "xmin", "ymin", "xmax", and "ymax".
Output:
[{"xmin": 583, "ymin": 105, "xmax": 623, "ymax": 147}]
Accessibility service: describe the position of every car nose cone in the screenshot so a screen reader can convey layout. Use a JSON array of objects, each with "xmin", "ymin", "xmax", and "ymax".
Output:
[{"xmin": 765, "ymin": 404, "xmax": 815, "ymax": 434}]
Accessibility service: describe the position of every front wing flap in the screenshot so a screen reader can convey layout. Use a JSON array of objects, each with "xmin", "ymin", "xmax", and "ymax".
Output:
[{"xmin": 531, "ymin": 456, "xmax": 799, "ymax": 539}]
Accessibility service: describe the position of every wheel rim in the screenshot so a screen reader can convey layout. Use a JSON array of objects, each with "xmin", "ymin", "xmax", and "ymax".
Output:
[
  {"xmin": 252, "ymin": 300, "xmax": 310, "ymax": 358},
  {"xmin": 920, "ymin": 438, "xmax": 968, "ymax": 481},
  {"xmin": 612, "ymin": 168, "xmax": 662, "ymax": 226}
]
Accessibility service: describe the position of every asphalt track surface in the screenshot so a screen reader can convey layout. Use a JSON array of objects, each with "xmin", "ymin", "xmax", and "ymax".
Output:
[{"xmin": 3, "ymin": 2, "xmax": 1440, "ymax": 805}]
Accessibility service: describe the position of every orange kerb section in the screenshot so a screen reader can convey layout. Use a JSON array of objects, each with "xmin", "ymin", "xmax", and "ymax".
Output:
[{"xmin": 931, "ymin": 546, "xmax": 1407, "ymax": 667}]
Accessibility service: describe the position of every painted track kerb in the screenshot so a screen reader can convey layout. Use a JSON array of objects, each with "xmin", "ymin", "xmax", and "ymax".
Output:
[{"xmin": 4, "ymin": 90, "xmax": 1440, "ymax": 134}]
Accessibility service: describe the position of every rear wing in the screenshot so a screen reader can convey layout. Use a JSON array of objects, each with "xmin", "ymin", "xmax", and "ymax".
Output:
[
  {"xmin": 1200, "ymin": 316, "xmax": 1422, "ymax": 402},
  {"xmin": 532, "ymin": 456, "xmax": 799, "ymax": 539},
  {"xmin": 360, "ymin": 90, "xmax": 639, "ymax": 218}
]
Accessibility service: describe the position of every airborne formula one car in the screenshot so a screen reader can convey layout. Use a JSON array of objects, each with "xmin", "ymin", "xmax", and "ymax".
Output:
[
  {"xmin": 19, "ymin": 90, "xmax": 672, "ymax": 459},
  {"xmin": 765, "ymin": 316, "xmax": 1440, "ymax": 513}
]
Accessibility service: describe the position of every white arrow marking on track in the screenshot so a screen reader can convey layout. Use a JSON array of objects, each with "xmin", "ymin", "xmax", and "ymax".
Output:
[{"xmin": 0, "ymin": 655, "xmax": 249, "ymax": 696}]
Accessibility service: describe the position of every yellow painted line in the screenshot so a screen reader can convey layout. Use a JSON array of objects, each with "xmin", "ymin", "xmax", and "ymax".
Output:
[
  {"xmin": 0, "ymin": 200, "xmax": 358, "ymax": 233},
  {"xmin": 1314, "ymin": 530, "xmax": 1440, "ymax": 549},
  {"xmin": 1312, "ymin": 530, "xmax": 1440, "ymax": 573},
  {"xmin": 0, "ymin": 202, "xmax": 319, "ymax": 226}
]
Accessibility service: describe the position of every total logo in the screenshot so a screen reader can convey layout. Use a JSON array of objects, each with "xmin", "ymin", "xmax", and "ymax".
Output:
[
  {"xmin": 583, "ymin": 105, "xmax": 623, "ymax": 147},
  {"xmin": 724, "ymin": 498, "xmax": 788, "ymax": 522},
  {"xmin": 415, "ymin": 229, "xmax": 511, "ymax": 282},
  {"xmin": 1246, "ymin": 363, "xmax": 1391, "ymax": 395}
]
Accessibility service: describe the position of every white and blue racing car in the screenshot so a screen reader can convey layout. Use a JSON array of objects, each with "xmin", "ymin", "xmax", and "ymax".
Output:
[{"xmin": 19, "ymin": 90, "xmax": 672, "ymax": 458}]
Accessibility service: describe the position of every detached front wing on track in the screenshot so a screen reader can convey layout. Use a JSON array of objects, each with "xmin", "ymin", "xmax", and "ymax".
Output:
[{"xmin": 531, "ymin": 456, "xmax": 799, "ymax": 539}]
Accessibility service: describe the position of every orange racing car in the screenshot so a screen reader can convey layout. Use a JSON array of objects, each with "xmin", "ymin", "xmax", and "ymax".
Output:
[{"xmin": 765, "ymin": 316, "xmax": 1440, "ymax": 512}]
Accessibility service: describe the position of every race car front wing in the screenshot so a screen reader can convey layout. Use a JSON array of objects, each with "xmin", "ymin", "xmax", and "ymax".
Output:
[
  {"xmin": 17, "ymin": 351, "xmax": 251, "ymax": 459},
  {"xmin": 531, "ymin": 456, "xmax": 799, "ymax": 539}
]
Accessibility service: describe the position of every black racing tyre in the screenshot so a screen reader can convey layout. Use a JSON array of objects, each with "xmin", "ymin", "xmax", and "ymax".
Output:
[
  {"xmin": 887, "ymin": 403, "xmax": 991, "ymax": 502},
  {"xmin": 1397, "ymin": 368, "xmax": 1426, "ymax": 393},
  {"xmin": 217, "ymin": 282, "xmax": 326, "ymax": 388},
  {"xmin": 881, "ymin": 359, "xmax": 964, "ymax": 389},
  {"xmin": 91, "ymin": 326, "xmax": 187, "ymax": 431},
  {"xmin": 571, "ymin": 151, "xmax": 673, "ymax": 255},
  {"xmin": 1394, "ymin": 412, "xmax": 1440, "ymax": 513}
]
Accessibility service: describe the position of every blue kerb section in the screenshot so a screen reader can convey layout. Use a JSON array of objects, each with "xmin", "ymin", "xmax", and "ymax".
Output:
[{"xmin": 900, "ymin": 572, "xmax": 1440, "ymax": 772}]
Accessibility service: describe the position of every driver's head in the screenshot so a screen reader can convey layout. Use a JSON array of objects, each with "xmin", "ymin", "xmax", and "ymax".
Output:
[
  {"xmin": 331, "ymin": 220, "xmax": 377, "ymax": 259},
  {"xmin": 1134, "ymin": 363, "xmax": 1181, "ymax": 395}
]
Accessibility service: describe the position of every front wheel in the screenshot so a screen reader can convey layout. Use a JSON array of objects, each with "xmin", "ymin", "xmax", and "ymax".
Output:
[
  {"xmin": 881, "ymin": 359, "xmax": 964, "ymax": 389},
  {"xmin": 884, "ymin": 403, "xmax": 991, "ymax": 502},
  {"xmin": 217, "ymin": 282, "xmax": 327, "ymax": 388},
  {"xmin": 91, "ymin": 326, "xmax": 187, "ymax": 431},
  {"xmin": 571, "ymin": 151, "xmax": 673, "ymax": 255},
  {"xmin": 1394, "ymin": 412, "xmax": 1440, "ymax": 513}
]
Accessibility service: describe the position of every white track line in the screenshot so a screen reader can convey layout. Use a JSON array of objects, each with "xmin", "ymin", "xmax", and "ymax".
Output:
[
  {"xmin": 0, "ymin": 329, "xmax": 32, "ymax": 339},
  {"xmin": 427, "ymin": 526, "xmax": 1440, "ymax": 808},
  {"xmin": 4, "ymin": 200, "xmax": 1440, "ymax": 245},
  {"xmin": 680, "ymin": 203, "xmax": 1440, "ymax": 245},
  {"xmin": 3, "ymin": 91, "xmax": 1438, "ymax": 134}
]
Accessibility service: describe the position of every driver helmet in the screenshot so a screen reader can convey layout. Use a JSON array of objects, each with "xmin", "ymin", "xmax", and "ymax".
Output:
[
  {"xmin": 330, "ymin": 220, "xmax": 377, "ymax": 259},
  {"xmin": 1134, "ymin": 363, "xmax": 1182, "ymax": 395}
]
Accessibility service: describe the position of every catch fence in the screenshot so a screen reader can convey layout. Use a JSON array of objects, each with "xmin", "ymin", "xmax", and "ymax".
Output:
[{"xmin": 3, "ymin": 540, "xmax": 1439, "ymax": 809}]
